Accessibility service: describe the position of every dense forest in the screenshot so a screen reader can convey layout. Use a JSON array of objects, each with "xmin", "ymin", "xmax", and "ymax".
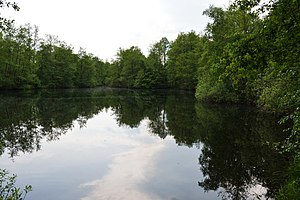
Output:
[{"xmin": 0, "ymin": 0, "xmax": 299, "ymax": 198}]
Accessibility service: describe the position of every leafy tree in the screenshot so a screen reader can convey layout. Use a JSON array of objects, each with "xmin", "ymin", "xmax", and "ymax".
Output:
[
  {"xmin": 52, "ymin": 43, "xmax": 76, "ymax": 88},
  {"xmin": 74, "ymin": 48, "xmax": 96, "ymax": 88},
  {"xmin": 36, "ymin": 35, "xmax": 56, "ymax": 88},
  {"xmin": 13, "ymin": 24, "xmax": 40, "ymax": 88},
  {"xmin": 196, "ymin": 5, "xmax": 262, "ymax": 102},
  {"xmin": 37, "ymin": 35, "xmax": 76, "ymax": 88},
  {"xmin": 105, "ymin": 60, "xmax": 122, "ymax": 87},
  {"xmin": 94, "ymin": 57, "xmax": 109, "ymax": 86},
  {"xmin": 149, "ymin": 37, "xmax": 169, "ymax": 68},
  {"xmin": 141, "ymin": 37, "xmax": 170, "ymax": 88},
  {"xmin": 0, "ymin": 23, "xmax": 39, "ymax": 89},
  {"xmin": 167, "ymin": 31, "xmax": 202, "ymax": 90},
  {"xmin": 111, "ymin": 46, "xmax": 146, "ymax": 88}
]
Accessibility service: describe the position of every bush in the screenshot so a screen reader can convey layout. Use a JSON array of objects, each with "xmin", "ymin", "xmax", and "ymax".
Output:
[{"xmin": 0, "ymin": 169, "xmax": 32, "ymax": 200}]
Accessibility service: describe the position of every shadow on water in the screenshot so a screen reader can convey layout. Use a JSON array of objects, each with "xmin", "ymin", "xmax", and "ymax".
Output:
[{"xmin": 0, "ymin": 88, "xmax": 288, "ymax": 199}]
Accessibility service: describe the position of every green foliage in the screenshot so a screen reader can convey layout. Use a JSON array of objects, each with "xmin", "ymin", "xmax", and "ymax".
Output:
[
  {"xmin": 198, "ymin": 1, "xmax": 299, "ymax": 199},
  {"xmin": 0, "ymin": 23, "xmax": 40, "ymax": 89},
  {"xmin": 0, "ymin": 22, "xmax": 109, "ymax": 89},
  {"xmin": 196, "ymin": 4, "xmax": 263, "ymax": 103},
  {"xmin": 195, "ymin": 3, "xmax": 299, "ymax": 198},
  {"xmin": 74, "ymin": 48, "xmax": 97, "ymax": 88},
  {"xmin": 94, "ymin": 58, "xmax": 109, "ymax": 86},
  {"xmin": 37, "ymin": 36, "xmax": 76, "ymax": 88},
  {"xmin": 0, "ymin": 0, "xmax": 19, "ymax": 31},
  {"xmin": 140, "ymin": 37, "xmax": 169, "ymax": 88},
  {"xmin": 106, "ymin": 46, "xmax": 146, "ymax": 88},
  {"xmin": 0, "ymin": 169, "xmax": 32, "ymax": 200},
  {"xmin": 276, "ymin": 156, "xmax": 300, "ymax": 200},
  {"xmin": 167, "ymin": 31, "xmax": 202, "ymax": 90}
]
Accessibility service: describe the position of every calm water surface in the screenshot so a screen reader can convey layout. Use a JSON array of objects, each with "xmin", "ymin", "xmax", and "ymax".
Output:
[{"xmin": 0, "ymin": 88, "xmax": 288, "ymax": 200}]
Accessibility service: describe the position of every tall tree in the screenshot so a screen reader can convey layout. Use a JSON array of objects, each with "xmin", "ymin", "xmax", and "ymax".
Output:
[
  {"xmin": 94, "ymin": 57, "xmax": 109, "ymax": 86},
  {"xmin": 196, "ymin": 5, "xmax": 262, "ymax": 102},
  {"xmin": 137, "ymin": 37, "xmax": 170, "ymax": 88},
  {"xmin": 74, "ymin": 48, "xmax": 97, "ymax": 88},
  {"xmin": 113, "ymin": 46, "xmax": 146, "ymax": 88},
  {"xmin": 167, "ymin": 31, "xmax": 202, "ymax": 90}
]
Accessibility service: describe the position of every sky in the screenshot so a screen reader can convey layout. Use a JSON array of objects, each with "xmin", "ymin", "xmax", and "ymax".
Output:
[{"xmin": 2, "ymin": 0, "xmax": 230, "ymax": 61}]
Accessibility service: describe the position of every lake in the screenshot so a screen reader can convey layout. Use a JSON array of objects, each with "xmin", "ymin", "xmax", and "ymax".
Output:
[{"xmin": 0, "ymin": 88, "xmax": 288, "ymax": 200}]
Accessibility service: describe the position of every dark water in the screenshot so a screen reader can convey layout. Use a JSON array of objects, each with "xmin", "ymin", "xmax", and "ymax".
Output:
[{"xmin": 0, "ymin": 88, "xmax": 288, "ymax": 200}]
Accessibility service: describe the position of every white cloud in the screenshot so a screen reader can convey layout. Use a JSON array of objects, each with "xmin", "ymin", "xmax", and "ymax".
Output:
[{"xmin": 3, "ymin": 0, "xmax": 229, "ymax": 60}]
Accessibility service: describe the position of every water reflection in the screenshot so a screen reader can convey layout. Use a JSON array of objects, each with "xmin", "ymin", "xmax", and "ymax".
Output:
[
  {"xmin": 0, "ymin": 88, "xmax": 288, "ymax": 199},
  {"xmin": 80, "ymin": 128, "xmax": 165, "ymax": 200},
  {"xmin": 195, "ymin": 104, "xmax": 288, "ymax": 199}
]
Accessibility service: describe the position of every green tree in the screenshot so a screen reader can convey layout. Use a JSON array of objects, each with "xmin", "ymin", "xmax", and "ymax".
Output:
[
  {"xmin": 196, "ymin": 5, "xmax": 262, "ymax": 102},
  {"xmin": 52, "ymin": 43, "xmax": 76, "ymax": 88},
  {"xmin": 36, "ymin": 35, "xmax": 56, "ymax": 88},
  {"xmin": 37, "ymin": 35, "xmax": 76, "ymax": 88},
  {"xmin": 105, "ymin": 60, "xmax": 122, "ymax": 87},
  {"xmin": 167, "ymin": 31, "xmax": 202, "ymax": 90},
  {"xmin": 0, "ymin": 22, "xmax": 17, "ymax": 88},
  {"xmin": 112, "ymin": 46, "xmax": 146, "ymax": 88},
  {"xmin": 74, "ymin": 48, "xmax": 96, "ymax": 88},
  {"xmin": 13, "ymin": 24, "xmax": 40, "ymax": 88},
  {"xmin": 140, "ymin": 37, "xmax": 170, "ymax": 88},
  {"xmin": 0, "ymin": 23, "xmax": 39, "ymax": 89},
  {"xmin": 94, "ymin": 57, "xmax": 109, "ymax": 86}
]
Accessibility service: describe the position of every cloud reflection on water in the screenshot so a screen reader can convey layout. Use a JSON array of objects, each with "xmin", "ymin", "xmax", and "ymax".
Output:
[{"xmin": 79, "ymin": 118, "xmax": 165, "ymax": 200}]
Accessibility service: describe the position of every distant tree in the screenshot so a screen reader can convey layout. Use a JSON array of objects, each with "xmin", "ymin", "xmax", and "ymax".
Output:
[
  {"xmin": 52, "ymin": 43, "xmax": 76, "ymax": 88},
  {"xmin": 105, "ymin": 60, "xmax": 122, "ymax": 87},
  {"xmin": 141, "ymin": 37, "xmax": 170, "ymax": 88},
  {"xmin": 93, "ymin": 57, "xmax": 109, "ymax": 86},
  {"xmin": 111, "ymin": 46, "xmax": 146, "ymax": 88},
  {"xmin": 0, "ymin": 22, "xmax": 39, "ymax": 89},
  {"xmin": 167, "ymin": 31, "xmax": 202, "ymax": 90},
  {"xmin": 149, "ymin": 37, "xmax": 170, "ymax": 67},
  {"xmin": 74, "ymin": 48, "xmax": 97, "ymax": 87}
]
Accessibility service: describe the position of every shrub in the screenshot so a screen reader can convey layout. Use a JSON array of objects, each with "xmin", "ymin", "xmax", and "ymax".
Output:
[{"xmin": 0, "ymin": 169, "xmax": 32, "ymax": 200}]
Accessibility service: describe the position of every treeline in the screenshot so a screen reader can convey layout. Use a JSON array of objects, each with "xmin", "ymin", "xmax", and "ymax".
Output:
[
  {"xmin": 0, "ymin": 0, "xmax": 298, "ymax": 106},
  {"xmin": 0, "ymin": 25, "xmax": 110, "ymax": 89},
  {"xmin": 0, "ymin": 22, "xmax": 201, "ymax": 90}
]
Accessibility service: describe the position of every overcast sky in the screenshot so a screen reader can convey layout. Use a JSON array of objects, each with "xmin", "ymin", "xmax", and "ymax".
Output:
[{"xmin": 3, "ymin": 0, "xmax": 230, "ymax": 60}]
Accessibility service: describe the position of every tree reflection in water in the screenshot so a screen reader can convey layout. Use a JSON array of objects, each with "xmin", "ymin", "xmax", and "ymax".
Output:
[
  {"xmin": 195, "ymin": 104, "xmax": 288, "ymax": 199},
  {"xmin": 0, "ymin": 88, "xmax": 288, "ymax": 199}
]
